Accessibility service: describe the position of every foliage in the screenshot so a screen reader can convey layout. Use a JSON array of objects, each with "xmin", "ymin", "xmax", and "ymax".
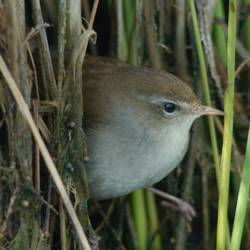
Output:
[{"xmin": 0, "ymin": 0, "xmax": 250, "ymax": 249}]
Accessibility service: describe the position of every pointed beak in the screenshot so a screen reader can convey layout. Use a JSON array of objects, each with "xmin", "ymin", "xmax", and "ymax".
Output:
[{"xmin": 194, "ymin": 105, "xmax": 224, "ymax": 116}]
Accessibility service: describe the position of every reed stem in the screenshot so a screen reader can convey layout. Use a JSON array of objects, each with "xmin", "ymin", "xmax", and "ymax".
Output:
[{"xmin": 216, "ymin": 0, "xmax": 237, "ymax": 249}]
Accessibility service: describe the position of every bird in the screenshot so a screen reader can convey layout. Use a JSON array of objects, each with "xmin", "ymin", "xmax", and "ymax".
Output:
[{"xmin": 82, "ymin": 56, "xmax": 223, "ymax": 200}]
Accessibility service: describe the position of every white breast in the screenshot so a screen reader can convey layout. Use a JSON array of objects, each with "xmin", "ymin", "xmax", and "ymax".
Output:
[{"xmin": 86, "ymin": 116, "xmax": 192, "ymax": 200}]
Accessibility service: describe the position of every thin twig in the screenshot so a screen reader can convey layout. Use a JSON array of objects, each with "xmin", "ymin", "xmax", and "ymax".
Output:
[
  {"xmin": 196, "ymin": 0, "xmax": 224, "ymax": 103},
  {"xmin": 88, "ymin": 0, "xmax": 99, "ymax": 31},
  {"xmin": 94, "ymin": 202, "xmax": 126, "ymax": 249},
  {"xmin": 125, "ymin": 203, "xmax": 138, "ymax": 249},
  {"xmin": 95, "ymin": 200, "xmax": 116, "ymax": 233},
  {"xmin": 33, "ymin": 100, "xmax": 40, "ymax": 192},
  {"xmin": 24, "ymin": 23, "xmax": 51, "ymax": 44},
  {"xmin": 236, "ymin": 57, "xmax": 250, "ymax": 77},
  {"xmin": 26, "ymin": 44, "xmax": 40, "ymax": 100},
  {"xmin": 116, "ymin": 0, "xmax": 126, "ymax": 60},
  {"xmin": 0, "ymin": 187, "xmax": 19, "ymax": 238},
  {"xmin": 31, "ymin": 0, "xmax": 57, "ymax": 100},
  {"xmin": 81, "ymin": 0, "xmax": 97, "ymax": 55},
  {"xmin": 43, "ymin": 177, "xmax": 52, "ymax": 235},
  {"xmin": 40, "ymin": 194, "xmax": 58, "ymax": 215},
  {"xmin": 147, "ymin": 214, "xmax": 169, "ymax": 250}
]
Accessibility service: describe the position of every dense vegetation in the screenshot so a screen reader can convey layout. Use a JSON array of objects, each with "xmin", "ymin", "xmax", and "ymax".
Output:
[{"xmin": 0, "ymin": 0, "xmax": 249, "ymax": 249}]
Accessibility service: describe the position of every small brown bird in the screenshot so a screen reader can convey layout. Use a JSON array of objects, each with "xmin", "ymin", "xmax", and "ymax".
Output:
[{"xmin": 82, "ymin": 56, "xmax": 222, "ymax": 200}]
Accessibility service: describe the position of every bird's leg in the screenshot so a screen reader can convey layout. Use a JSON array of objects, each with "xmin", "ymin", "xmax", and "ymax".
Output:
[{"xmin": 146, "ymin": 186, "xmax": 196, "ymax": 223}]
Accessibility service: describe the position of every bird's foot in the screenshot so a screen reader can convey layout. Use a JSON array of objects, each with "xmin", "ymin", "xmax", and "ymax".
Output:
[{"xmin": 146, "ymin": 186, "xmax": 196, "ymax": 224}]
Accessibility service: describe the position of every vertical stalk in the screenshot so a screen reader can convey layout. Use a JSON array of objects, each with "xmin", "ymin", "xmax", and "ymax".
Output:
[
  {"xmin": 143, "ymin": 0, "xmax": 162, "ymax": 69},
  {"xmin": 230, "ymin": 126, "xmax": 250, "ymax": 250},
  {"xmin": 216, "ymin": 0, "xmax": 237, "ymax": 249},
  {"xmin": 57, "ymin": 1, "xmax": 67, "ymax": 248},
  {"xmin": 123, "ymin": 0, "xmax": 136, "ymax": 62},
  {"xmin": 145, "ymin": 192, "xmax": 161, "ymax": 250},
  {"xmin": 130, "ymin": 189, "xmax": 147, "ymax": 250},
  {"xmin": 5, "ymin": 0, "xmax": 40, "ymax": 248},
  {"xmin": 116, "ymin": 0, "xmax": 128, "ymax": 60},
  {"xmin": 213, "ymin": 0, "xmax": 227, "ymax": 65},
  {"xmin": 59, "ymin": 202, "xmax": 67, "ymax": 250},
  {"xmin": 187, "ymin": 0, "xmax": 220, "ymax": 185},
  {"xmin": 175, "ymin": 0, "xmax": 189, "ymax": 81},
  {"xmin": 135, "ymin": 0, "xmax": 144, "ymax": 65},
  {"xmin": 242, "ymin": 0, "xmax": 250, "ymax": 101},
  {"xmin": 32, "ymin": 0, "xmax": 57, "ymax": 100}
]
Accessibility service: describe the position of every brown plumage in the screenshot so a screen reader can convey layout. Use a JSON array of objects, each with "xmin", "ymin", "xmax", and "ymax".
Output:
[{"xmin": 82, "ymin": 56, "xmax": 222, "ymax": 200}]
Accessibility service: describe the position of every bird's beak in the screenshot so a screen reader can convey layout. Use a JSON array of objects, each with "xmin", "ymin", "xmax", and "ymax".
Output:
[{"xmin": 194, "ymin": 105, "xmax": 224, "ymax": 116}]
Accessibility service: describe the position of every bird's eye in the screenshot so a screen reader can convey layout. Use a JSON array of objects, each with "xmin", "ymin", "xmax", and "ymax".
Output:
[{"xmin": 164, "ymin": 102, "xmax": 176, "ymax": 114}]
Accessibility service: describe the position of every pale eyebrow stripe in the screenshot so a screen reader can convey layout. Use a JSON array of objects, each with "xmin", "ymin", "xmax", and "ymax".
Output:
[
  {"xmin": 137, "ymin": 95, "xmax": 191, "ymax": 110},
  {"xmin": 137, "ymin": 94, "xmax": 174, "ymax": 103}
]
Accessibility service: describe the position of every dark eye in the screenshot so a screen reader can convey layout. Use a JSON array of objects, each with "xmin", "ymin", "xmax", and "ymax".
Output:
[{"xmin": 164, "ymin": 102, "xmax": 176, "ymax": 113}]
